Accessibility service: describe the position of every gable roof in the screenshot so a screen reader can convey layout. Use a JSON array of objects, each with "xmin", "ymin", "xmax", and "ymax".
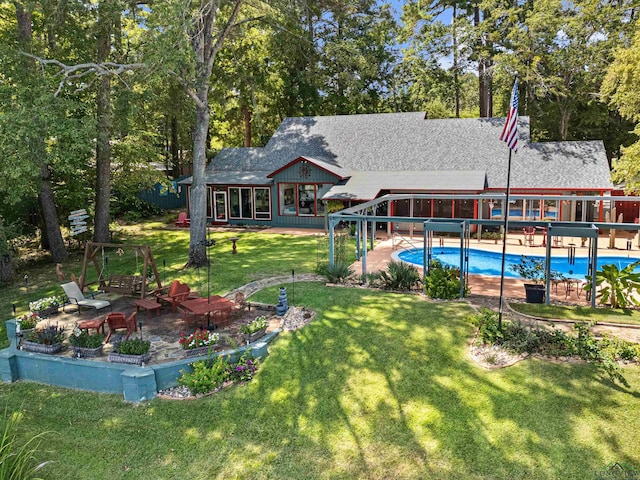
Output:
[
  {"xmin": 267, "ymin": 156, "xmax": 350, "ymax": 179},
  {"xmin": 204, "ymin": 112, "xmax": 612, "ymax": 193}
]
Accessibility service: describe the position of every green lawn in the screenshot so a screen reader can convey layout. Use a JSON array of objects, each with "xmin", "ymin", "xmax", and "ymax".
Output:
[
  {"xmin": 509, "ymin": 302, "xmax": 640, "ymax": 326},
  {"xmin": 3, "ymin": 283, "xmax": 640, "ymax": 479},
  {"xmin": 0, "ymin": 222, "xmax": 339, "ymax": 348}
]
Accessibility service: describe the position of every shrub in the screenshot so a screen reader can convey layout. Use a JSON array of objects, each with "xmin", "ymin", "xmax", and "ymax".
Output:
[
  {"xmin": 469, "ymin": 311, "xmax": 633, "ymax": 387},
  {"xmin": 179, "ymin": 356, "xmax": 230, "ymax": 395},
  {"xmin": 378, "ymin": 260, "xmax": 421, "ymax": 290},
  {"xmin": 228, "ymin": 350, "xmax": 260, "ymax": 383},
  {"xmin": 318, "ymin": 262, "xmax": 354, "ymax": 283},
  {"xmin": 424, "ymin": 260, "xmax": 464, "ymax": 299},
  {"xmin": 585, "ymin": 260, "xmax": 640, "ymax": 309},
  {"xmin": 470, "ymin": 309, "xmax": 503, "ymax": 345},
  {"xmin": 114, "ymin": 338, "xmax": 151, "ymax": 355},
  {"xmin": 111, "ymin": 194, "xmax": 162, "ymax": 222}
]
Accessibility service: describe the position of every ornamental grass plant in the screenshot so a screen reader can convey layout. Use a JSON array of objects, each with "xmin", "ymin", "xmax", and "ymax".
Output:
[
  {"xmin": 0, "ymin": 407, "xmax": 49, "ymax": 480},
  {"xmin": 23, "ymin": 324, "xmax": 64, "ymax": 345}
]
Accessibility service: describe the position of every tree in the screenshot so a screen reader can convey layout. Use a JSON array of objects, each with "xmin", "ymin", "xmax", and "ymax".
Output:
[
  {"xmin": 602, "ymin": 30, "xmax": 640, "ymax": 193},
  {"xmin": 488, "ymin": 0, "xmax": 638, "ymax": 146},
  {"xmin": 145, "ymin": 0, "xmax": 248, "ymax": 267},
  {"xmin": 0, "ymin": 1, "xmax": 93, "ymax": 262}
]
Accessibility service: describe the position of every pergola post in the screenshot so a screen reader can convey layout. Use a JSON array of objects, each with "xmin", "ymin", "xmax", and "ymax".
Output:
[{"xmin": 329, "ymin": 217, "xmax": 335, "ymax": 267}]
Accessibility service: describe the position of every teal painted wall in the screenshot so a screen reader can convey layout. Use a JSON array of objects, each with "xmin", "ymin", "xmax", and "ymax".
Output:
[{"xmin": 0, "ymin": 320, "xmax": 278, "ymax": 402}]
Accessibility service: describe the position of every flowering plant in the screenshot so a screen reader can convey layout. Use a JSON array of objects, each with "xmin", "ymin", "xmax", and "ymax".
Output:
[
  {"xmin": 69, "ymin": 323, "xmax": 104, "ymax": 348},
  {"xmin": 240, "ymin": 316, "xmax": 268, "ymax": 335},
  {"xmin": 17, "ymin": 312, "xmax": 41, "ymax": 330},
  {"xmin": 24, "ymin": 323, "xmax": 65, "ymax": 345},
  {"xmin": 179, "ymin": 329, "xmax": 219, "ymax": 350},
  {"xmin": 29, "ymin": 296, "xmax": 62, "ymax": 312}
]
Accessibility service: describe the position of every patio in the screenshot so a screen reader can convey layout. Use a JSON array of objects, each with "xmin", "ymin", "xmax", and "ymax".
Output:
[{"xmin": 25, "ymin": 293, "xmax": 278, "ymax": 365}]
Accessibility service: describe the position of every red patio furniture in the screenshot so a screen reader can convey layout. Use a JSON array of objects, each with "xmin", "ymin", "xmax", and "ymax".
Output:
[
  {"xmin": 174, "ymin": 211, "xmax": 190, "ymax": 228},
  {"xmin": 155, "ymin": 280, "xmax": 193, "ymax": 312},
  {"xmin": 134, "ymin": 298, "xmax": 162, "ymax": 319},
  {"xmin": 105, "ymin": 311, "xmax": 137, "ymax": 343},
  {"xmin": 78, "ymin": 317, "xmax": 106, "ymax": 335}
]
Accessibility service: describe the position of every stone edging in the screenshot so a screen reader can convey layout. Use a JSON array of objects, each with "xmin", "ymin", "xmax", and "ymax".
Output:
[{"xmin": 223, "ymin": 274, "xmax": 325, "ymax": 300}]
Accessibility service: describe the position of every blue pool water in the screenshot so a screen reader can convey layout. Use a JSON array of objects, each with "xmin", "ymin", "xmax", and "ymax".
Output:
[
  {"xmin": 490, "ymin": 208, "xmax": 557, "ymax": 219},
  {"xmin": 396, "ymin": 247, "xmax": 640, "ymax": 279}
]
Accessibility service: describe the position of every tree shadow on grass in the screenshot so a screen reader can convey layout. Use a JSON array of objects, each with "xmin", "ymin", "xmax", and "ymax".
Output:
[{"xmin": 2, "ymin": 285, "xmax": 639, "ymax": 479}]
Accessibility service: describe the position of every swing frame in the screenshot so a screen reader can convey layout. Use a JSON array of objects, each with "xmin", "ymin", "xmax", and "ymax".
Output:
[{"xmin": 79, "ymin": 242, "xmax": 162, "ymax": 298}]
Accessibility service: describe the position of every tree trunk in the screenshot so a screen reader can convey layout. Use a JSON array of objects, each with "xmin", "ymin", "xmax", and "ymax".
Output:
[
  {"xmin": 171, "ymin": 114, "xmax": 180, "ymax": 176},
  {"xmin": 559, "ymin": 103, "xmax": 570, "ymax": 140},
  {"xmin": 476, "ymin": 7, "xmax": 493, "ymax": 118},
  {"xmin": 188, "ymin": 98, "xmax": 209, "ymax": 267},
  {"xmin": 94, "ymin": 74, "xmax": 112, "ymax": 243},
  {"xmin": 242, "ymin": 104, "xmax": 252, "ymax": 147},
  {"xmin": 16, "ymin": 1, "xmax": 68, "ymax": 261},
  {"xmin": 38, "ymin": 164, "xmax": 68, "ymax": 262},
  {"xmin": 93, "ymin": 3, "xmax": 113, "ymax": 243},
  {"xmin": 452, "ymin": 4, "xmax": 460, "ymax": 118}
]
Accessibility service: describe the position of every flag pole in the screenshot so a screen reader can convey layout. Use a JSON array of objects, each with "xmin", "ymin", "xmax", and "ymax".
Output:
[
  {"xmin": 498, "ymin": 149, "xmax": 513, "ymax": 330},
  {"xmin": 498, "ymin": 75, "xmax": 519, "ymax": 330}
]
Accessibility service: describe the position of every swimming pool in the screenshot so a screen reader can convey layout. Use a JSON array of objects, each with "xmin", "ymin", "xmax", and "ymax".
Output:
[{"xmin": 395, "ymin": 247, "xmax": 640, "ymax": 279}]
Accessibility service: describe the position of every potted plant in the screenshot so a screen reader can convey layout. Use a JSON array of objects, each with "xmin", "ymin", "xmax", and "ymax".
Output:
[
  {"xmin": 16, "ymin": 312, "xmax": 41, "ymax": 335},
  {"xmin": 29, "ymin": 296, "xmax": 62, "ymax": 318},
  {"xmin": 68, "ymin": 323, "xmax": 105, "ymax": 358},
  {"xmin": 179, "ymin": 329, "xmax": 219, "ymax": 358},
  {"xmin": 510, "ymin": 256, "xmax": 564, "ymax": 303},
  {"xmin": 22, "ymin": 324, "xmax": 65, "ymax": 354},
  {"xmin": 108, "ymin": 338, "xmax": 151, "ymax": 366},
  {"xmin": 240, "ymin": 316, "xmax": 268, "ymax": 344}
]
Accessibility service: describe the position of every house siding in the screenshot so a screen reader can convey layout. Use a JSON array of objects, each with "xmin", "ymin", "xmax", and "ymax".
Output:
[{"xmin": 268, "ymin": 162, "xmax": 339, "ymax": 228}]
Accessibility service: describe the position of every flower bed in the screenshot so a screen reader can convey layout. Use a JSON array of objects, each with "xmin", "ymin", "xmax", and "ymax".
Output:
[
  {"xmin": 241, "ymin": 316, "xmax": 268, "ymax": 344},
  {"xmin": 179, "ymin": 329, "xmax": 219, "ymax": 357},
  {"xmin": 16, "ymin": 312, "xmax": 40, "ymax": 332},
  {"xmin": 29, "ymin": 296, "xmax": 62, "ymax": 318},
  {"xmin": 23, "ymin": 324, "xmax": 64, "ymax": 347},
  {"xmin": 108, "ymin": 351, "xmax": 151, "ymax": 366},
  {"xmin": 68, "ymin": 323, "xmax": 104, "ymax": 358},
  {"xmin": 108, "ymin": 337, "xmax": 151, "ymax": 366},
  {"xmin": 22, "ymin": 340, "xmax": 62, "ymax": 355}
]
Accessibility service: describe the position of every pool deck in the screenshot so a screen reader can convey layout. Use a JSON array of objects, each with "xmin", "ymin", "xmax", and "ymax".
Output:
[
  {"xmin": 353, "ymin": 233, "xmax": 640, "ymax": 305},
  {"xmin": 262, "ymin": 227, "xmax": 640, "ymax": 305}
]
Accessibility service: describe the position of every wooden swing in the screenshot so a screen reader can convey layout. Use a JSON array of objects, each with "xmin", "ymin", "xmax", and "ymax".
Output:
[{"xmin": 78, "ymin": 242, "xmax": 162, "ymax": 298}]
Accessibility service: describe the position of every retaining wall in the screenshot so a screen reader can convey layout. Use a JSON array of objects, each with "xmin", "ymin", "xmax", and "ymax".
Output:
[{"xmin": 0, "ymin": 319, "xmax": 278, "ymax": 402}]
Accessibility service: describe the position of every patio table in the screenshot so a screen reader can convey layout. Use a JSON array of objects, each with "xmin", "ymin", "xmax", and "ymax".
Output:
[
  {"xmin": 178, "ymin": 296, "xmax": 235, "ymax": 330},
  {"xmin": 77, "ymin": 317, "xmax": 106, "ymax": 335},
  {"xmin": 134, "ymin": 298, "xmax": 161, "ymax": 319}
]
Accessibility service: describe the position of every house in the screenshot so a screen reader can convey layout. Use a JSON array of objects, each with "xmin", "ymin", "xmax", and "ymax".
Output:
[{"xmin": 180, "ymin": 112, "xmax": 613, "ymax": 227}]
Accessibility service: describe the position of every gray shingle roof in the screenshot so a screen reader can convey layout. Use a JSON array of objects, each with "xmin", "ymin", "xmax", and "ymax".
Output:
[
  {"xmin": 323, "ymin": 170, "xmax": 488, "ymax": 200},
  {"xmin": 204, "ymin": 112, "xmax": 612, "ymax": 194}
]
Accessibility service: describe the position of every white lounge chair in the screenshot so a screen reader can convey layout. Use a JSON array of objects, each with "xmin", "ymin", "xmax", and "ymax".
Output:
[{"xmin": 60, "ymin": 282, "xmax": 111, "ymax": 314}]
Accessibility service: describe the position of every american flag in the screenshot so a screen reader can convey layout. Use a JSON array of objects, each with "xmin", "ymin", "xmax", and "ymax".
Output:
[{"xmin": 500, "ymin": 79, "xmax": 519, "ymax": 152}]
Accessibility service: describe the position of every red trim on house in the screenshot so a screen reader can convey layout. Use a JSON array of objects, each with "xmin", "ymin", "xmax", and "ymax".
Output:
[{"xmin": 266, "ymin": 156, "xmax": 348, "ymax": 179}]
